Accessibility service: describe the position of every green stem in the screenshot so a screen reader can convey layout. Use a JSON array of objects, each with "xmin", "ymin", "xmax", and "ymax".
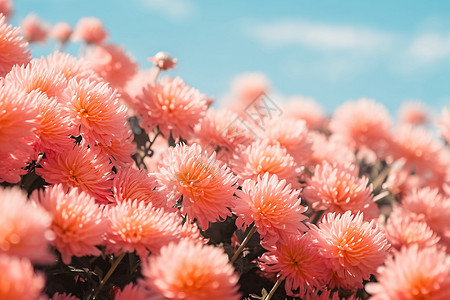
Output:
[
  {"xmin": 92, "ymin": 252, "xmax": 126, "ymax": 299},
  {"xmin": 230, "ymin": 224, "xmax": 257, "ymax": 264},
  {"xmin": 264, "ymin": 278, "xmax": 282, "ymax": 300}
]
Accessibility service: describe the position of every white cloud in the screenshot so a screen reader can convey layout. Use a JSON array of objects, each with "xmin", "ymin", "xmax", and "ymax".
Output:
[
  {"xmin": 140, "ymin": 0, "xmax": 196, "ymax": 20},
  {"xmin": 247, "ymin": 20, "xmax": 393, "ymax": 52},
  {"xmin": 408, "ymin": 33, "xmax": 450, "ymax": 63}
]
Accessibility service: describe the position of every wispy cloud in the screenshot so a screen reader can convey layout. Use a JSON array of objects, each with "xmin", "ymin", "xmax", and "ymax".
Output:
[
  {"xmin": 408, "ymin": 33, "xmax": 450, "ymax": 63},
  {"xmin": 140, "ymin": 0, "xmax": 196, "ymax": 20},
  {"xmin": 246, "ymin": 20, "xmax": 393, "ymax": 52}
]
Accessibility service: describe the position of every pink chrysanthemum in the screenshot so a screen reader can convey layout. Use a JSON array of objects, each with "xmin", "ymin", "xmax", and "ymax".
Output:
[
  {"xmin": 330, "ymin": 98, "xmax": 392, "ymax": 156},
  {"xmin": 398, "ymin": 100, "xmax": 430, "ymax": 126},
  {"xmin": 50, "ymin": 293, "xmax": 80, "ymax": 300},
  {"xmin": 311, "ymin": 211, "xmax": 390, "ymax": 288},
  {"xmin": 106, "ymin": 200, "xmax": 181, "ymax": 257},
  {"xmin": 148, "ymin": 51, "xmax": 177, "ymax": 70},
  {"xmin": 114, "ymin": 283, "xmax": 149, "ymax": 300},
  {"xmin": 401, "ymin": 187, "xmax": 450, "ymax": 247},
  {"xmin": 259, "ymin": 233, "xmax": 328, "ymax": 296},
  {"xmin": 73, "ymin": 17, "xmax": 107, "ymax": 44},
  {"xmin": 94, "ymin": 128, "xmax": 136, "ymax": 167},
  {"xmin": 5, "ymin": 58, "xmax": 68, "ymax": 99},
  {"xmin": 227, "ymin": 72, "xmax": 271, "ymax": 112},
  {"xmin": 136, "ymin": 76, "xmax": 208, "ymax": 140},
  {"xmin": 0, "ymin": 186, "xmax": 54, "ymax": 263},
  {"xmin": 142, "ymin": 239, "xmax": 241, "ymax": 300},
  {"xmin": 46, "ymin": 51, "xmax": 99, "ymax": 82},
  {"xmin": 0, "ymin": 15, "xmax": 30, "ymax": 76},
  {"xmin": 366, "ymin": 245, "xmax": 450, "ymax": 299},
  {"xmin": 194, "ymin": 109, "xmax": 254, "ymax": 163},
  {"xmin": 51, "ymin": 22, "xmax": 72, "ymax": 45},
  {"xmin": 21, "ymin": 13, "xmax": 49, "ymax": 43},
  {"xmin": 33, "ymin": 184, "xmax": 108, "ymax": 264},
  {"xmin": 32, "ymin": 91, "xmax": 74, "ymax": 154},
  {"xmin": 232, "ymin": 139, "xmax": 301, "ymax": 188},
  {"xmin": 283, "ymin": 96, "xmax": 327, "ymax": 130},
  {"xmin": 121, "ymin": 68, "xmax": 159, "ymax": 113},
  {"xmin": 264, "ymin": 117, "xmax": 313, "ymax": 167},
  {"xmin": 0, "ymin": 1, "xmax": 12, "ymax": 18},
  {"xmin": 65, "ymin": 78, "xmax": 128, "ymax": 145},
  {"xmin": 156, "ymin": 143, "xmax": 238, "ymax": 229},
  {"xmin": 385, "ymin": 207, "xmax": 440, "ymax": 250},
  {"xmin": 36, "ymin": 145, "xmax": 113, "ymax": 204},
  {"xmin": 311, "ymin": 133, "xmax": 355, "ymax": 166},
  {"xmin": 85, "ymin": 43, "xmax": 138, "ymax": 88},
  {"xmin": 439, "ymin": 107, "xmax": 450, "ymax": 143},
  {"xmin": 302, "ymin": 161, "xmax": 378, "ymax": 219},
  {"xmin": 0, "ymin": 254, "xmax": 45, "ymax": 300},
  {"xmin": 113, "ymin": 167, "xmax": 167, "ymax": 208},
  {"xmin": 0, "ymin": 149, "xmax": 32, "ymax": 183},
  {"xmin": 234, "ymin": 173, "xmax": 308, "ymax": 245}
]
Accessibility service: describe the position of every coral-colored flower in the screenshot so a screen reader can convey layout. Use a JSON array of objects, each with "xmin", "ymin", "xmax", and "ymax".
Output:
[
  {"xmin": 311, "ymin": 133, "xmax": 355, "ymax": 166},
  {"xmin": 21, "ymin": 13, "xmax": 49, "ymax": 43},
  {"xmin": 5, "ymin": 58, "xmax": 68, "ymax": 99},
  {"xmin": 106, "ymin": 200, "xmax": 181, "ymax": 257},
  {"xmin": 51, "ymin": 22, "xmax": 72, "ymax": 45},
  {"xmin": 234, "ymin": 173, "xmax": 308, "ymax": 245},
  {"xmin": 142, "ymin": 239, "xmax": 241, "ymax": 300},
  {"xmin": 194, "ymin": 109, "xmax": 253, "ymax": 163},
  {"xmin": 259, "ymin": 233, "xmax": 328, "ymax": 296},
  {"xmin": 94, "ymin": 129, "xmax": 136, "ymax": 167},
  {"xmin": 73, "ymin": 17, "xmax": 107, "ymax": 44},
  {"xmin": 0, "ymin": 1, "xmax": 12, "ymax": 18},
  {"xmin": 302, "ymin": 161, "xmax": 378, "ymax": 219},
  {"xmin": 385, "ymin": 208, "xmax": 440, "ymax": 250},
  {"xmin": 366, "ymin": 245, "xmax": 450, "ymax": 299},
  {"xmin": 136, "ymin": 76, "xmax": 208, "ymax": 140},
  {"xmin": 114, "ymin": 283, "xmax": 149, "ymax": 300},
  {"xmin": 85, "ymin": 43, "xmax": 138, "ymax": 88},
  {"xmin": 283, "ymin": 96, "xmax": 327, "ymax": 130},
  {"xmin": 65, "ymin": 78, "xmax": 128, "ymax": 145},
  {"xmin": 36, "ymin": 145, "xmax": 113, "ymax": 204},
  {"xmin": 148, "ymin": 51, "xmax": 177, "ymax": 70},
  {"xmin": 121, "ymin": 68, "xmax": 159, "ymax": 113},
  {"xmin": 439, "ymin": 107, "xmax": 450, "ymax": 143},
  {"xmin": 0, "ymin": 150, "xmax": 31, "ymax": 183},
  {"xmin": 330, "ymin": 98, "xmax": 392, "ymax": 156},
  {"xmin": 46, "ymin": 51, "xmax": 99, "ymax": 82},
  {"xmin": 50, "ymin": 293, "xmax": 80, "ymax": 300},
  {"xmin": 0, "ymin": 254, "xmax": 45, "ymax": 300},
  {"xmin": 398, "ymin": 100, "xmax": 430, "ymax": 126},
  {"xmin": 113, "ymin": 167, "xmax": 167, "ymax": 208},
  {"xmin": 0, "ymin": 187, "xmax": 54, "ymax": 263},
  {"xmin": 264, "ymin": 117, "xmax": 313, "ymax": 167},
  {"xmin": 232, "ymin": 139, "xmax": 301, "ymax": 188},
  {"xmin": 156, "ymin": 143, "xmax": 238, "ymax": 229},
  {"xmin": 0, "ymin": 15, "xmax": 30, "ymax": 76},
  {"xmin": 311, "ymin": 211, "xmax": 390, "ymax": 288},
  {"xmin": 227, "ymin": 72, "xmax": 271, "ymax": 112},
  {"xmin": 33, "ymin": 184, "xmax": 108, "ymax": 264}
]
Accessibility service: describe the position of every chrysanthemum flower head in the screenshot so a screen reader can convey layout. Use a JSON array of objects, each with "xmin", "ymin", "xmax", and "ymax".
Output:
[
  {"xmin": 65, "ymin": 78, "xmax": 128, "ymax": 145},
  {"xmin": 311, "ymin": 211, "xmax": 390, "ymax": 288},
  {"xmin": 73, "ymin": 17, "xmax": 107, "ymax": 44},
  {"xmin": 156, "ymin": 143, "xmax": 238, "ymax": 229},
  {"xmin": 148, "ymin": 51, "xmax": 177, "ymax": 70},
  {"xmin": 283, "ymin": 96, "xmax": 327, "ymax": 130},
  {"xmin": 330, "ymin": 98, "xmax": 392, "ymax": 156},
  {"xmin": 263, "ymin": 117, "xmax": 313, "ymax": 167},
  {"xmin": 311, "ymin": 133, "xmax": 355, "ymax": 166},
  {"xmin": 232, "ymin": 138, "xmax": 301, "ymax": 188},
  {"xmin": 85, "ymin": 43, "xmax": 138, "ymax": 88},
  {"xmin": 234, "ymin": 173, "xmax": 308, "ymax": 245},
  {"xmin": 136, "ymin": 76, "xmax": 208, "ymax": 140},
  {"xmin": 51, "ymin": 22, "xmax": 72, "ymax": 45},
  {"xmin": 33, "ymin": 184, "xmax": 108, "ymax": 264},
  {"xmin": 302, "ymin": 161, "xmax": 378, "ymax": 219},
  {"xmin": 114, "ymin": 283, "xmax": 149, "ymax": 300},
  {"xmin": 142, "ymin": 239, "xmax": 241, "ymax": 300},
  {"xmin": 113, "ymin": 167, "xmax": 167, "ymax": 208},
  {"xmin": 0, "ymin": 149, "xmax": 32, "ymax": 183},
  {"xmin": 439, "ymin": 107, "xmax": 450, "ymax": 143},
  {"xmin": 0, "ymin": 15, "xmax": 31, "ymax": 76},
  {"xmin": 0, "ymin": 1, "xmax": 13, "ymax": 18},
  {"xmin": 398, "ymin": 100, "xmax": 430, "ymax": 126},
  {"xmin": 0, "ymin": 254, "xmax": 45, "ymax": 300},
  {"xmin": 36, "ymin": 144, "xmax": 113, "ymax": 204},
  {"xmin": 366, "ymin": 245, "xmax": 450, "ymax": 299},
  {"xmin": 106, "ymin": 200, "xmax": 181, "ymax": 257},
  {"xmin": 0, "ymin": 186, "xmax": 54, "ymax": 263},
  {"xmin": 94, "ymin": 129, "xmax": 136, "ymax": 167},
  {"xmin": 46, "ymin": 51, "xmax": 98, "ymax": 82},
  {"xmin": 228, "ymin": 72, "xmax": 271, "ymax": 111},
  {"xmin": 385, "ymin": 207, "xmax": 440, "ymax": 250},
  {"xmin": 259, "ymin": 233, "xmax": 328, "ymax": 296},
  {"xmin": 21, "ymin": 13, "xmax": 49, "ymax": 43}
]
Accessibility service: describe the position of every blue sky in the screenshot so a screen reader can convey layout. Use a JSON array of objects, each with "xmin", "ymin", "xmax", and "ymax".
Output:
[{"xmin": 11, "ymin": 0, "xmax": 450, "ymax": 115}]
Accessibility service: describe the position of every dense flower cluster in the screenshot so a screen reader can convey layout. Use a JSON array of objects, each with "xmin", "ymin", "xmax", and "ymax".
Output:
[{"xmin": 0, "ymin": 7, "xmax": 449, "ymax": 300}]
